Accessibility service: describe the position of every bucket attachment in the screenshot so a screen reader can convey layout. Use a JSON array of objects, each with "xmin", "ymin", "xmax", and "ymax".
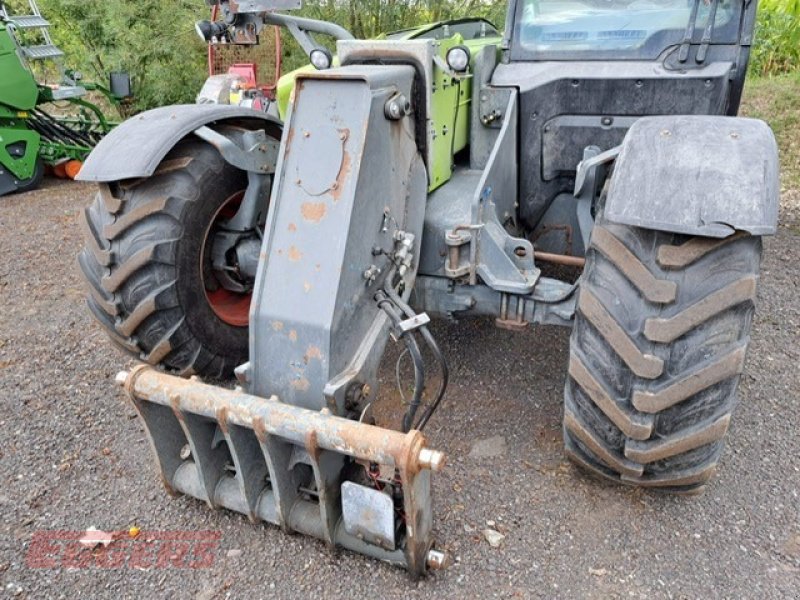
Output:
[{"xmin": 117, "ymin": 365, "xmax": 449, "ymax": 575}]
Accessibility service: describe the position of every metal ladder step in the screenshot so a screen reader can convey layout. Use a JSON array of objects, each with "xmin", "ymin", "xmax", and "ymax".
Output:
[
  {"xmin": 9, "ymin": 15, "xmax": 50, "ymax": 29},
  {"xmin": 23, "ymin": 44, "xmax": 63, "ymax": 60}
]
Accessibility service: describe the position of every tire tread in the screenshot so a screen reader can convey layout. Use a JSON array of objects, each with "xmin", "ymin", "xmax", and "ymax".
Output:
[{"xmin": 564, "ymin": 219, "xmax": 760, "ymax": 492}]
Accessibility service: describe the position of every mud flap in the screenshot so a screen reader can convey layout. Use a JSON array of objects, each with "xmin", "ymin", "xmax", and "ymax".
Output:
[{"xmin": 118, "ymin": 366, "xmax": 448, "ymax": 575}]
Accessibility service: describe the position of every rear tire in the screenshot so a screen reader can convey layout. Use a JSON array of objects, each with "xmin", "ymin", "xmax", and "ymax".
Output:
[
  {"xmin": 564, "ymin": 217, "xmax": 761, "ymax": 493},
  {"xmin": 78, "ymin": 138, "xmax": 252, "ymax": 378}
]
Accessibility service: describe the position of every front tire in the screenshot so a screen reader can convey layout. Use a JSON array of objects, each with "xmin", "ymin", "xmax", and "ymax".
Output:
[
  {"xmin": 564, "ymin": 217, "xmax": 761, "ymax": 493},
  {"xmin": 78, "ymin": 138, "xmax": 254, "ymax": 377}
]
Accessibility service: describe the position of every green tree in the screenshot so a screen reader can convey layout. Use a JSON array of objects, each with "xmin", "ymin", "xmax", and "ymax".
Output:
[
  {"xmin": 36, "ymin": 0, "xmax": 209, "ymax": 112},
  {"xmin": 751, "ymin": 0, "xmax": 800, "ymax": 76}
]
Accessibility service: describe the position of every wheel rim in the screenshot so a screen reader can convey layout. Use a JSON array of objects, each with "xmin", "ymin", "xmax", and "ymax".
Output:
[{"xmin": 202, "ymin": 190, "xmax": 252, "ymax": 327}]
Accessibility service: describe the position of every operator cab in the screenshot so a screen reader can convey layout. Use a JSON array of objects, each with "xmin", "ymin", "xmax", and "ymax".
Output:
[{"xmin": 495, "ymin": 0, "xmax": 755, "ymax": 254}]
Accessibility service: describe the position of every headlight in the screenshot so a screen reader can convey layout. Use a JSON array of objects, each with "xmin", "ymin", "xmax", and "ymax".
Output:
[
  {"xmin": 445, "ymin": 46, "xmax": 470, "ymax": 73},
  {"xmin": 309, "ymin": 48, "xmax": 332, "ymax": 71}
]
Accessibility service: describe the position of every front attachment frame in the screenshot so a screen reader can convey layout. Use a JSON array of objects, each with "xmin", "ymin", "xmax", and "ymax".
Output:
[{"xmin": 118, "ymin": 365, "xmax": 448, "ymax": 576}]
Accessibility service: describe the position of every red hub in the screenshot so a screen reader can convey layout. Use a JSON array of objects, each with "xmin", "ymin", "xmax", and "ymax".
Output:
[{"xmin": 202, "ymin": 191, "xmax": 252, "ymax": 327}]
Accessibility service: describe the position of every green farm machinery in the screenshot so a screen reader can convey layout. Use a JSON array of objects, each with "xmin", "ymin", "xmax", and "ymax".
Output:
[
  {"xmin": 0, "ymin": 0, "xmax": 128, "ymax": 196},
  {"xmin": 78, "ymin": 0, "xmax": 779, "ymax": 577}
]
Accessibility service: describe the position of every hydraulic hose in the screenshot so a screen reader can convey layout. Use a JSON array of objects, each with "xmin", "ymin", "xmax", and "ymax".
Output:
[
  {"xmin": 382, "ymin": 283, "xmax": 449, "ymax": 431},
  {"xmin": 377, "ymin": 294, "xmax": 425, "ymax": 433}
]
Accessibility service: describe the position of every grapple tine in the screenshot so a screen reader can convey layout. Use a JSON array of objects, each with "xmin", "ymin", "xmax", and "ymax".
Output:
[
  {"xmin": 172, "ymin": 405, "xmax": 228, "ymax": 509},
  {"xmin": 129, "ymin": 395, "xmax": 184, "ymax": 497},
  {"xmin": 303, "ymin": 433, "xmax": 345, "ymax": 546},
  {"xmin": 252, "ymin": 417, "xmax": 297, "ymax": 529},
  {"xmin": 216, "ymin": 408, "xmax": 267, "ymax": 522},
  {"xmin": 119, "ymin": 365, "xmax": 449, "ymax": 575}
]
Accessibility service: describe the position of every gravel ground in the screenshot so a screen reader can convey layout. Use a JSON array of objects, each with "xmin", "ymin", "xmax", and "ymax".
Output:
[{"xmin": 0, "ymin": 178, "xmax": 798, "ymax": 600}]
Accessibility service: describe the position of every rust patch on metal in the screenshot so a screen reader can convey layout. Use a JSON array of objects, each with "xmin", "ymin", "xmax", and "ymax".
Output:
[
  {"xmin": 288, "ymin": 222, "xmax": 297, "ymax": 232},
  {"xmin": 331, "ymin": 129, "xmax": 352, "ymax": 202},
  {"xmin": 288, "ymin": 245, "xmax": 303, "ymax": 262},
  {"xmin": 284, "ymin": 125, "xmax": 295, "ymax": 157},
  {"xmin": 292, "ymin": 377, "xmax": 310, "ymax": 391},
  {"xmin": 304, "ymin": 430, "xmax": 322, "ymax": 461},
  {"xmin": 303, "ymin": 282, "xmax": 312, "ymax": 293},
  {"xmin": 304, "ymin": 345, "xmax": 323, "ymax": 364},
  {"xmin": 288, "ymin": 329, "xmax": 298, "ymax": 342},
  {"xmin": 271, "ymin": 321, "xmax": 284, "ymax": 331},
  {"xmin": 252, "ymin": 416, "xmax": 267, "ymax": 443},
  {"xmin": 300, "ymin": 202, "xmax": 326, "ymax": 223},
  {"xmin": 216, "ymin": 407, "xmax": 230, "ymax": 434},
  {"xmin": 126, "ymin": 367, "xmax": 447, "ymax": 476}
]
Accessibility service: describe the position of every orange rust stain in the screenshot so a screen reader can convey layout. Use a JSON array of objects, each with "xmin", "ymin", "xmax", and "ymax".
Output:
[
  {"xmin": 331, "ymin": 149, "xmax": 351, "ymax": 202},
  {"xmin": 271, "ymin": 321, "xmax": 284, "ymax": 331},
  {"xmin": 283, "ymin": 127, "xmax": 294, "ymax": 158},
  {"xmin": 288, "ymin": 222, "xmax": 297, "ymax": 232},
  {"xmin": 300, "ymin": 202, "xmax": 326, "ymax": 223},
  {"xmin": 303, "ymin": 281, "xmax": 312, "ymax": 293},
  {"xmin": 288, "ymin": 245, "xmax": 303, "ymax": 262},
  {"xmin": 288, "ymin": 329, "xmax": 298, "ymax": 342},
  {"xmin": 291, "ymin": 377, "xmax": 310, "ymax": 391},
  {"xmin": 304, "ymin": 346, "xmax": 323, "ymax": 364}
]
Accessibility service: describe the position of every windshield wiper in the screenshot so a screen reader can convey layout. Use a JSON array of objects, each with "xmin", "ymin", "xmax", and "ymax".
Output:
[
  {"xmin": 678, "ymin": 0, "xmax": 702, "ymax": 63},
  {"xmin": 696, "ymin": 0, "xmax": 720, "ymax": 63},
  {"xmin": 679, "ymin": 0, "xmax": 720, "ymax": 64}
]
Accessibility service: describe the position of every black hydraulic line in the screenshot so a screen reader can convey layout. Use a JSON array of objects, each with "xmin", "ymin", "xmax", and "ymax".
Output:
[
  {"xmin": 34, "ymin": 109, "xmax": 95, "ymax": 146},
  {"xmin": 31, "ymin": 109, "xmax": 75, "ymax": 142},
  {"xmin": 44, "ymin": 111, "xmax": 95, "ymax": 146},
  {"xmin": 31, "ymin": 118, "xmax": 75, "ymax": 146},
  {"xmin": 28, "ymin": 114, "xmax": 72, "ymax": 145},
  {"xmin": 30, "ymin": 113, "xmax": 80, "ymax": 146},
  {"xmin": 377, "ymin": 295, "xmax": 425, "ymax": 433},
  {"xmin": 381, "ymin": 283, "xmax": 449, "ymax": 431},
  {"xmin": 532, "ymin": 280, "xmax": 579, "ymax": 304},
  {"xmin": 413, "ymin": 330, "xmax": 447, "ymax": 430}
]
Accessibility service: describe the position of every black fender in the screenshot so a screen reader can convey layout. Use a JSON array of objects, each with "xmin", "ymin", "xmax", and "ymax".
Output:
[
  {"xmin": 604, "ymin": 115, "xmax": 779, "ymax": 238},
  {"xmin": 77, "ymin": 104, "xmax": 282, "ymax": 182}
]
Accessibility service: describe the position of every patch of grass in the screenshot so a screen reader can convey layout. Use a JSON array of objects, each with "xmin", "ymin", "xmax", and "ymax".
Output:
[
  {"xmin": 750, "ymin": 2, "xmax": 800, "ymax": 77},
  {"xmin": 741, "ymin": 73, "xmax": 800, "ymax": 191}
]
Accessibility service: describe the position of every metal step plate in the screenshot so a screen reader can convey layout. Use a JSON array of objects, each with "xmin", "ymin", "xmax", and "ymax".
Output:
[
  {"xmin": 10, "ymin": 15, "xmax": 50, "ymax": 29},
  {"xmin": 23, "ymin": 44, "xmax": 63, "ymax": 60}
]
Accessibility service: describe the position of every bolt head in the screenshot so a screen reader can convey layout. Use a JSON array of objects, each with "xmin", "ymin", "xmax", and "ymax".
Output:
[
  {"xmin": 426, "ymin": 548, "xmax": 451, "ymax": 570},
  {"xmin": 180, "ymin": 444, "xmax": 192, "ymax": 460},
  {"xmin": 418, "ymin": 447, "xmax": 446, "ymax": 472}
]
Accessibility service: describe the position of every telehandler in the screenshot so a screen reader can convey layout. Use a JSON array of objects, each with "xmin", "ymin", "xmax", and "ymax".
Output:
[{"xmin": 78, "ymin": 0, "xmax": 778, "ymax": 576}]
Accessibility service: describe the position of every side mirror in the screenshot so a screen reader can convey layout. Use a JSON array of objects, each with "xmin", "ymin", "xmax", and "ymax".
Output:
[{"xmin": 110, "ymin": 72, "xmax": 132, "ymax": 99}]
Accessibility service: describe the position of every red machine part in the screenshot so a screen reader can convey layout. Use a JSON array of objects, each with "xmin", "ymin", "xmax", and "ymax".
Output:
[{"xmin": 207, "ymin": 4, "xmax": 282, "ymax": 98}]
